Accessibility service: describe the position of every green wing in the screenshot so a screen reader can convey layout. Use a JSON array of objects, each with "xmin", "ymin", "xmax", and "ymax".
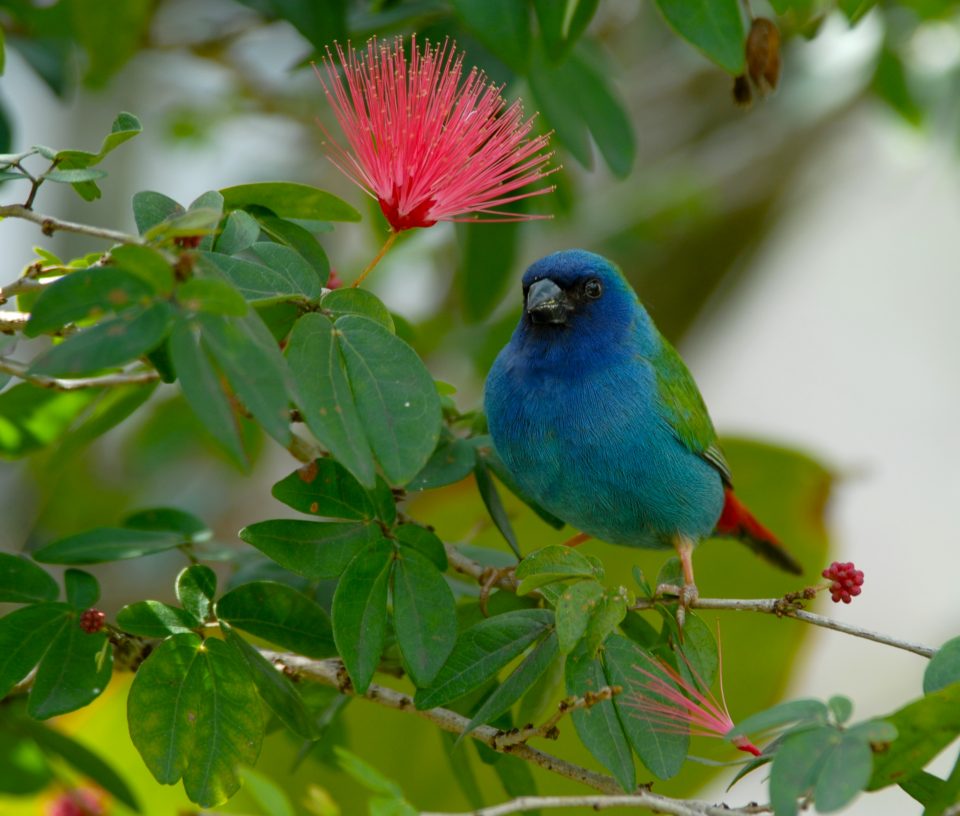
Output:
[{"xmin": 651, "ymin": 336, "xmax": 732, "ymax": 486}]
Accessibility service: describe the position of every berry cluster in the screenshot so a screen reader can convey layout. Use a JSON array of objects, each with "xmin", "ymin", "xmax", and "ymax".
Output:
[
  {"xmin": 79, "ymin": 608, "xmax": 106, "ymax": 633},
  {"xmin": 822, "ymin": 561, "xmax": 864, "ymax": 604}
]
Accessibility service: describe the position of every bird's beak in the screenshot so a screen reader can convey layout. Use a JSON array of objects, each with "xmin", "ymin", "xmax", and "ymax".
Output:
[{"xmin": 526, "ymin": 278, "xmax": 571, "ymax": 325}]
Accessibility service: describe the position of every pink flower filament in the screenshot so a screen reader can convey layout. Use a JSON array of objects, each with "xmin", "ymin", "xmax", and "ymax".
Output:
[
  {"xmin": 316, "ymin": 36, "xmax": 556, "ymax": 231},
  {"xmin": 625, "ymin": 651, "xmax": 761, "ymax": 757}
]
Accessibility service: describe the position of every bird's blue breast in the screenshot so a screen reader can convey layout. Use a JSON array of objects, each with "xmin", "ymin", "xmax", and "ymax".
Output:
[{"xmin": 484, "ymin": 327, "xmax": 723, "ymax": 550}]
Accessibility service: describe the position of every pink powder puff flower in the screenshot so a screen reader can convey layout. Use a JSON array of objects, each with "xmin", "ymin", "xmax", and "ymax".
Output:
[
  {"xmin": 626, "ymin": 648, "xmax": 762, "ymax": 757},
  {"xmin": 315, "ymin": 36, "xmax": 556, "ymax": 233},
  {"xmin": 47, "ymin": 788, "xmax": 105, "ymax": 816}
]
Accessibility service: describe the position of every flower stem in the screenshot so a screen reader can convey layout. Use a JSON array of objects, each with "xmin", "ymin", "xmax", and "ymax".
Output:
[{"xmin": 353, "ymin": 230, "xmax": 399, "ymax": 288}]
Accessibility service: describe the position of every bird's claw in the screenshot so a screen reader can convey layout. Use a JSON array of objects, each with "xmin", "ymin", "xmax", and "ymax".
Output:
[{"xmin": 653, "ymin": 582, "xmax": 699, "ymax": 630}]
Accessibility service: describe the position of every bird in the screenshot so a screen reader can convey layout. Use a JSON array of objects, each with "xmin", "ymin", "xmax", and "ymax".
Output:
[{"xmin": 484, "ymin": 249, "xmax": 802, "ymax": 609}]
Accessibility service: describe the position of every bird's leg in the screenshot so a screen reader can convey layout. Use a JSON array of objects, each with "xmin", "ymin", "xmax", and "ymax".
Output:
[
  {"xmin": 562, "ymin": 531, "xmax": 591, "ymax": 547},
  {"xmin": 674, "ymin": 535, "xmax": 698, "ymax": 628},
  {"xmin": 654, "ymin": 535, "xmax": 699, "ymax": 628}
]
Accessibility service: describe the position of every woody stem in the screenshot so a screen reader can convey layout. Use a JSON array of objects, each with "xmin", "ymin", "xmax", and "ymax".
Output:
[{"xmin": 353, "ymin": 230, "xmax": 399, "ymax": 287}]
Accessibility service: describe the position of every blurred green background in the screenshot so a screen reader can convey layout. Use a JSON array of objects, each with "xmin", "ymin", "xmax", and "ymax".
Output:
[{"xmin": 2, "ymin": 1, "xmax": 959, "ymax": 814}]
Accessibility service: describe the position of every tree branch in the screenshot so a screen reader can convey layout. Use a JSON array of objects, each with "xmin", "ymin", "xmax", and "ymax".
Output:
[
  {"xmin": 0, "ymin": 357, "xmax": 160, "ymax": 390},
  {"xmin": 261, "ymin": 651, "xmax": 625, "ymax": 796},
  {"xmin": 419, "ymin": 793, "xmax": 771, "ymax": 816},
  {"xmin": 0, "ymin": 204, "xmax": 142, "ymax": 245},
  {"xmin": 631, "ymin": 596, "xmax": 936, "ymax": 658},
  {"xmin": 0, "ymin": 311, "xmax": 29, "ymax": 333},
  {"xmin": 492, "ymin": 687, "xmax": 620, "ymax": 750}
]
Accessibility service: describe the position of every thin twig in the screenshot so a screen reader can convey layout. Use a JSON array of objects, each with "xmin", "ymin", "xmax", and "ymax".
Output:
[
  {"xmin": 261, "ymin": 652, "xmax": 625, "ymax": 795},
  {"xmin": 0, "ymin": 204, "xmax": 142, "ymax": 245},
  {"xmin": 0, "ymin": 357, "xmax": 160, "ymax": 390},
  {"xmin": 493, "ymin": 687, "xmax": 621, "ymax": 750},
  {"xmin": 0, "ymin": 277, "xmax": 46, "ymax": 304},
  {"xmin": 0, "ymin": 312, "xmax": 30, "ymax": 333},
  {"xmin": 631, "ymin": 596, "xmax": 936, "ymax": 658},
  {"xmin": 353, "ymin": 230, "xmax": 398, "ymax": 287},
  {"xmin": 420, "ymin": 793, "xmax": 772, "ymax": 816}
]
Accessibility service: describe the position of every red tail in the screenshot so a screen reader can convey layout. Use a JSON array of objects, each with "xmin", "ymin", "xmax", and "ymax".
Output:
[{"xmin": 715, "ymin": 488, "xmax": 803, "ymax": 575}]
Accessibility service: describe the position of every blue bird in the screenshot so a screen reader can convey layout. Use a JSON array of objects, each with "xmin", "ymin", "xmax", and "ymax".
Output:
[{"xmin": 484, "ymin": 250, "xmax": 802, "ymax": 605}]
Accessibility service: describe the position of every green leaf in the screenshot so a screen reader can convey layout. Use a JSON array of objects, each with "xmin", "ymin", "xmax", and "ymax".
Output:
[
  {"xmin": 127, "ymin": 633, "xmax": 263, "ymax": 808},
  {"xmin": 224, "ymin": 627, "xmax": 318, "ymax": 740},
  {"xmin": 177, "ymin": 565, "xmax": 217, "ymax": 623},
  {"xmin": 452, "ymin": 0, "xmax": 530, "ymax": 72},
  {"xmin": 116, "ymin": 601, "xmax": 200, "ymax": 637},
  {"xmin": 653, "ymin": 0, "xmax": 746, "ymax": 74},
  {"xmin": 69, "ymin": 0, "xmax": 151, "ymax": 86},
  {"xmin": 198, "ymin": 311, "xmax": 294, "ymax": 446},
  {"xmin": 463, "ymin": 632, "xmax": 559, "ymax": 738},
  {"xmin": 239, "ymin": 519, "xmax": 381, "ymax": 579},
  {"xmin": 337, "ymin": 315, "xmax": 442, "ymax": 486},
  {"xmin": 415, "ymin": 609, "xmax": 555, "ymax": 710},
  {"xmin": 220, "ymin": 182, "xmax": 360, "ymax": 221},
  {"xmin": 177, "ymin": 278, "xmax": 248, "ymax": 316},
  {"xmin": 168, "ymin": 320, "xmax": 247, "ymax": 468},
  {"xmin": 251, "ymin": 241, "xmax": 323, "ymax": 300},
  {"xmin": 565, "ymin": 645, "xmax": 635, "ymax": 792},
  {"xmin": 0, "ymin": 603, "xmax": 73, "ymax": 698},
  {"xmin": 0, "ymin": 553, "xmax": 58, "ymax": 603},
  {"xmin": 124, "ymin": 507, "xmax": 211, "ymax": 542},
  {"xmin": 925, "ymin": 637, "xmax": 960, "ymax": 694},
  {"xmin": 813, "ymin": 731, "xmax": 873, "ymax": 812},
  {"xmin": 555, "ymin": 579, "xmax": 604, "ymax": 654},
  {"xmin": 238, "ymin": 766, "xmax": 296, "ymax": 816},
  {"xmin": 918, "ymin": 749, "xmax": 960, "ymax": 815},
  {"xmin": 604, "ymin": 635, "xmax": 688, "ymax": 780},
  {"xmin": 335, "ymin": 746, "xmax": 405, "ymax": 798},
  {"xmin": 255, "ymin": 215, "xmax": 330, "ymax": 284},
  {"xmin": 0, "ymin": 729, "xmax": 51, "ymax": 794},
  {"xmin": 285, "ymin": 313, "xmax": 375, "ymax": 488},
  {"xmin": 331, "ymin": 538, "xmax": 394, "ymax": 694},
  {"xmin": 899, "ymin": 770, "xmax": 944, "ymax": 807},
  {"xmin": 769, "ymin": 726, "xmax": 836, "ymax": 816},
  {"xmin": 828, "ymin": 695, "xmax": 854, "ymax": 725},
  {"xmin": 216, "ymin": 580, "xmax": 336, "ymax": 658},
  {"xmin": 873, "ymin": 45, "xmax": 923, "ymax": 127},
  {"xmin": 271, "ymin": 459, "xmax": 376, "ymax": 520},
  {"xmin": 144, "ymin": 207, "xmax": 221, "ymax": 244},
  {"xmin": 64, "ymin": 569, "xmax": 99, "ymax": 608},
  {"xmin": 869, "ymin": 681, "xmax": 960, "ymax": 791},
  {"xmin": 408, "ymin": 435, "xmax": 477, "ymax": 492},
  {"xmin": 33, "ymin": 527, "xmax": 184, "ymax": 564},
  {"xmin": 0, "ymin": 384, "xmax": 98, "ymax": 458},
  {"xmin": 54, "ymin": 112, "xmax": 142, "ymax": 166},
  {"xmin": 528, "ymin": 44, "xmax": 635, "ymax": 177},
  {"xmin": 676, "ymin": 612, "xmax": 718, "ymax": 690},
  {"xmin": 321, "ymin": 288, "xmax": 394, "ymax": 331},
  {"xmin": 15, "ymin": 717, "xmax": 140, "ymax": 811},
  {"xmin": 516, "ymin": 546, "xmax": 597, "ymax": 594},
  {"xmin": 395, "ymin": 524, "xmax": 447, "ymax": 571},
  {"xmin": 54, "ymin": 382, "xmax": 157, "ymax": 463},
  {"xmin": 730, "ymin": 698, "xmax": 830, "ymax": 738},
  {"xmin": 392, "ymin": 548, "xmax": 458, "ymax": 686},
  {"xmin": 28, "ymin": 615, "xmax": 112, "ymax": 719},
  {"xmin": 110, "ymin": 244, "xmax": 175, "ymax": 293},
  {"xmin": 533, "ymin": 0, "xmax": 598, "ymax": 61},
  {"xmin": 473, "ymin": 457, "xmax": 521, "ymax": 559},
  {"xmin": 29, "ymin": 302, "xmax": 173, "ymax": 377},
  {"xmin": 43, "ymin": 168, "xmax": 108, "ymax": 183},
  {"xmin": 457, "ymin": 220, "xmax": 520, "ymax": 323},
  {"xmin": 215, "ymin": 209, "xmax": 261, "ymax": 255},
  {"xmin": 132, "ymin": 190, "xmax": 184, "ymax": 235}
]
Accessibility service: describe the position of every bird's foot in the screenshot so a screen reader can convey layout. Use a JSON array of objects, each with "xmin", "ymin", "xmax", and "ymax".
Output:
[{"xmin": 653, "ymin": 581, "xmax": 699, "ymax": 629}]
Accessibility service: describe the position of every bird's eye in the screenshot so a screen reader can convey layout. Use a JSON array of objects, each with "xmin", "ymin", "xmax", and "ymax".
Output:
[{"xmin": 584, "ymin": 279, "xmax": 603, "ymax": 299}]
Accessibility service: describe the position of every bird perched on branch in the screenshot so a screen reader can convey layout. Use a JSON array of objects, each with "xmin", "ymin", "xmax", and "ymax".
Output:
[{"xmin": 484, "ymin": 250, "xmax": 802, "ymax": 610}]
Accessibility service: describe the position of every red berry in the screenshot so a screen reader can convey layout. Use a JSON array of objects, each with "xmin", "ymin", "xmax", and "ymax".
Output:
[
  {"xmin": 327, "ymin": 268, "xmax": 343, "ymax": 289},
  {"xmin": 822, "ymin": 561, "xmax": 864, "ymax": 604},
  {"xmin": 79, "ymin": 608, "xmax": 106, "ymax": 634}
]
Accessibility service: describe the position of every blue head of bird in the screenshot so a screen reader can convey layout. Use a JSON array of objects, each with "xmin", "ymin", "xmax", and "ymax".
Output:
[{"xmin": 510, "ymin": 249, "xmax": 657, "ymax": 371}]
